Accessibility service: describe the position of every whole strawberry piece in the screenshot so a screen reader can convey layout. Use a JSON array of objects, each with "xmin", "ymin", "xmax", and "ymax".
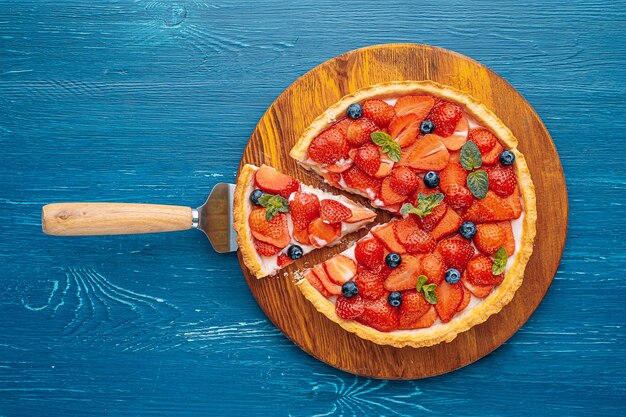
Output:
[
  {"xmin": 362, "ymin": 99, "xmax": 395, "ymax": 128},
  {"xmin": 468, "ymin": 127, "xmax": 497, "ymax": 154},
  {"xmin": 356, "ymin": 297, "xmax": 399, "ymax": 332},
  {"xmin": 355, "ymin": 238, "xmax": 385, "ymax": 271},
  {"xmin": 308, "ymin": 128, "xmax": 350, "ymax": 165},
  {"xmin": 390, "ymin": 166, "xmax": 419, "ymax": 195},
  {"xmin": 436, "ymin": 236, "xmax": 475, "ymax": 271},
  {"xmin": 320, "ymin": 199, "xmax": 351, "ymax": 224},
  {"xmin": 355, "ymin": 268, "xmax": 386, "ymax": 300},
  {"xmin": 398, "ymin": 290, "xmax": 432, "ymax": 329},
  {"xmin": 347, "ymin": 118, "xmax": 379, "ymax": 147},
  {"xmin": 335, "ymin": 294, "xmax": 365, "ymax": 319},
  {"xmin": 466, "ymin": 254, "xmax": 502, "ymax": 285},
  {"xmin": 429, "ymin": 101, "xmax": 463, "ymax": 137},
  {"xmin": 290, "ymin": 192, "xmax": 320, "ymax": 230},
  {"xmin": 487, "ymin": 165, "xmax": 518, "ymax": 197},
  {"xmin": 353, "ymin": 144, "xmax": 381, "ymax": 176}
]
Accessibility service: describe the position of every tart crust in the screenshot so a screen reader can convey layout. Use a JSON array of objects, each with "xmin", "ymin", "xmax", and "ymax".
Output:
[{"xmin": 291, "ymin": 80, "xmax": 537, "ymax": 348}]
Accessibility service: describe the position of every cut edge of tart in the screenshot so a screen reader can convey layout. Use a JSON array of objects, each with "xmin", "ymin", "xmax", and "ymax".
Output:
[
  {"xmin": 288, "ymin": 80, "xmax": 537, "ymax": 348},
  {"xmin": 233, "ymin": 164, "xmax": 377, "ymax": 279}
]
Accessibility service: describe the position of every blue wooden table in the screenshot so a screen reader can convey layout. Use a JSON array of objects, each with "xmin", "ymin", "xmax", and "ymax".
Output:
[{"xmin": 1, "ymin": 1, "xmax": 624, "ymax": 415}]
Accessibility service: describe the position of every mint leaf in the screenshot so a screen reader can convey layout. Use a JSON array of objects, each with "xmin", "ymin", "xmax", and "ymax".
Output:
[
  {"xmin": 492, "ymin": 247, "xmax": 508, "ymax": 275},
  {"xmin": 460, "ymin": 141, "xmax": 482, "ymax": 171},
  {"xmin": 416, "ymin": 275, "xmax": 428, "ymax": 292},
  {"xmin": 258, "ymin": 194, "xmax": 289, "ymax": 221},
  {"xmin": 466, "ymin": 170, "xmax": 489, "ymax": 199},
  {"xmin": 371, "ymin": 131, "xmax": 401, "ymax": 162},
  {"xmin": 400, "ymin": 193, "xmax": 444, "ymax": 218},
  {"xmin": 422, "ymin": 284, "xmax": 438, "ymax": 305}
]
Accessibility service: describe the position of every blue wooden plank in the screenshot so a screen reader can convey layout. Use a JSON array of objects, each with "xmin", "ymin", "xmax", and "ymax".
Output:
[{"xmin": 0, "ymin": 0, "xmax": 625, "ymax": 415}]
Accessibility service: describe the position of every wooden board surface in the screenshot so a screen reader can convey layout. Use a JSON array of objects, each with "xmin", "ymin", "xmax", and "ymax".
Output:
[{"xmin": 239, "ymin": 44, "xmax": 568, "ymax": 379}]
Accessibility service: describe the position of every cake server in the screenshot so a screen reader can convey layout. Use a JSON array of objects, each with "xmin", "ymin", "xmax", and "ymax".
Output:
[{"xmin": 41, "ymin": 183, "xmax": 237, "ymax": 253}]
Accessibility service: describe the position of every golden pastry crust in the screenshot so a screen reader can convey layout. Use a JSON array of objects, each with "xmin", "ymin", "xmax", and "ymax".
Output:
[
  {"xmin": 233, "ymin": 164, "xmax": 268, "ymax": 279},
  {"xmin": 291, "ymin": 81, "xmax": 537, "ymax": 348}
]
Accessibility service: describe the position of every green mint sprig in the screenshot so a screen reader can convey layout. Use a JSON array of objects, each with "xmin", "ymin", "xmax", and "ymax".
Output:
[
  {"xmin": 371, "ymin": 131, "xmax": 401, "ymax": 162},
  {"xmin": 416, "ymin": 275, "xmax": 438, "ymax": 305},
  {"xmin": 492, "ymin": 247, "xmax": 508, "ymax": 275},
  {"xmin": 258, "ymin": 194, "xmax": 289, "ymax": 221},
  {"xmin": 400, "ymin": 193, "xmax": 444, "ymax": 218}
]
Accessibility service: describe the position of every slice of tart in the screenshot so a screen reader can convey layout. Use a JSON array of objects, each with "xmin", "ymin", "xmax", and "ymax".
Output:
[
  {"xmin": 291, "ymin": 81, "xmax": 537, "ymax": 347},
  {"xmin": 233, "ymin": 164, "xmax": 377, "ymax": 278}
]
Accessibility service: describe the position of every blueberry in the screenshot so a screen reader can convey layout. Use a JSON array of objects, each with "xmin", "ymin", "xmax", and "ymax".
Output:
[
  {"xmin": 346, "ymin": 103, "xmax": 363, "ymax": 119},
  {"xmin": 420, "ymin": 119, "xmax": 434, "ymax": 134},
  {"xmin": 287, "ymin": 245, "xmax": 303, "ymax": 260},
  {"xmin": 459, "ymin": 221, "xmax": 477, "ymax": 239},
  {"xmin": 342, "ymin": 281, "xmax": 359, "ymax": 298},
  {"xmin": 385, "ymin": 253, "xmax": 402, "ymax": 268},
  {"xmin": 388, "ymin": 291, "xmax": 402, "ymax": 307},
  {"xmin": 499, "ymin": 150, "xmax": 515, "ymax": 166},
  {"xmin": 423, "ymin": 171, "xmax": 440, "ymax": 188},
  {"xmin": 250, "ymin": 189, "xmax": 265, "ymax": 206},
  {"xmin": 445, "ymin": 268, "xmax": 461, "ymax": 284}
]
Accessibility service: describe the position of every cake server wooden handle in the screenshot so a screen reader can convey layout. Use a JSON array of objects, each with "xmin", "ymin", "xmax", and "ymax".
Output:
[{"xmin": 42, "ymin": 203, "xmax": 193, "ymax": 236}]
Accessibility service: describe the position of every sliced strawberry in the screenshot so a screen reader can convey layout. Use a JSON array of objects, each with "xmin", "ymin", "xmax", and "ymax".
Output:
[
  {"xmin": 344, "ymin": 205, "xmax": 376, "ymax": 224},
  {"xmin": 464, "ymin": 191, "xmax": 516, "ymax": 223},
  {"xmin": 308, "ymin": 128, "xmax": 350, "ymax": 165},
  {"xmin": 444, "ymin": 183, "xmax": 474, "ymax": 212},
  {"xmin": 398, "ymin": 290, "xmax": 431, "ymax": 329},
  {"xmin": 419, "ymin": 201, "xmax": 447, "ymax": 231},
  {"xmin": 346, "ymin": 117, "xmax": 378, "ymax": 147},
  {"xmin": 462, "ymin": 271, "xmax": 493, "ymax": 298},
  {"xmin": 355, "ymin": 268, "xmax": 386, "ymax": 300},
  {"xmin": 254, "ymin": 165, "xmax": 300, "ymax": 198},
  {"xmin": 305, "ymin": 268, "xmax": 331, "ymax": 297},
  {"xmin": 429, "ymin": 101, "xmax": 463, "ymax": 137},
  {"xmin": 325, "ymin": 159, "xmax": 353, "ymax": 173},
  {"xmin": 371, "ymin": 222, "xmax": 407, "ymax": 254},
  {"xmin": 398, "ymin": 134, "xmax": 450, "ymax": 171},
  {"xmin": 342, "ymin": 165, "xmax": 382, "ymax": 197},
  {"xmin": 440, "ymin": 116, "xmax": 468, "ymax": 151},
  {"xmin": 323, "ymin": 254, "xmax": 357, "ymax": 285},
  {"xmin": 468, "ymin": 127, "xmax": 497, "ymax": 154},
  {"xmin": 383, "ymin": 254, "xmax": 422, "ymax": 291},
  {"xmin": 474, "ymin": 223, "xmax": 506, "ymax": 255},
  {"xmin": 435, "ymin": 281, "xmax": 464, "ymax": 323},
  {"xmin": 277, "ymin": 253, "xmax": 294, "ymax": 267},
  {"xmin": 380, "ymin": 176, "xmax": 409, "ymax": 205},
  {"xmin": 362, "ymin": 99, "xmax": 395, "ymax": 128},
  {"xmin": 436, "ymin": 236, "xmax": 475, "ymax": 271},
  {"xmin": 292, "ymin": 226, "xmax": 310, "ymax": 245},
  {"xmin": 374, "ymin": 154, "xmax": 394, "ymax": 178},
  {"xmin": 408, "ymin": 306, "xmax": 438, "ymax": 328},
  {"xmin": 439, "ymin": 162, "xmax": 467, "ymax": 193},
  {"xmin": 466, "ymin": 254, "xmax": 503, "ymax": 286},
  {"xmin": 395, "ymin": 219, "xmax": 436, "ymax": 254},
  {"xmin": 320, "ymin": 171, "xmax": 342, "ymax": 188},
  {"xmin": 390, "ymin": 166, "xmax": 419, "ymax": 195},
  {"xmin": 335, "ymin": 295, "xmax": 365, "ymax": 319},
  {"xmin": 332, "ymin": 117, "xmax": 351, "ymax": 136},
  {"xmin": 482, "ymin": 142, "xmax": 504, "ymax": 165},
  {"xmin": 355, "ymin": 238, "xmax": 385, "ymax": 271},
  {"xmin": 420, "ymin": 253, "xmax": 446, "ymax": 284},
  {"xmin": 394, "ymin": 95, "xmax": 435, "ymax": 119},
  {"xmin": 253, "ymin": 239, "xmax": 281, "ymax": 256},
  {"xmin": 307, "ymin": 217, "xmax": 341, "ymax": 248},
  {"xmin": 414, "ymin": 178, "xmax": 442, "ymax": 197},
  {"xmin": 312, "ymin": 264, "xmax": 342, "ymax": 295},
  {"xmin": 356, "ymin": 297, "xmax": 399, "ymax": 332},
  {"xmin": 249, "ymin": 208, "xmax": 290, "ymax": 249},
  {"xmin": 505, "ymin": 186, "xmax": 522, "ymax": 218},
  {"xmin": 498, "ymin": 221, "xmax": 515, "ymax": 256},
  {"xmin": 487, "ymin": 164, "xmax": 517, "ymax": 197},
  {"xmin": 353, "ymin": 143, "xmax": 381, "ymax": 176},
  {"xmin": 319, "ymin": 199, "xmax": 351, "ymax": 224},
  {"xmin": 290, "ymin": 192, "xmax": 320, "ymax": 230},
  {"xmin": 457, "ymin": 285, "xmax": 471, "ymax": 312},
  {"xmin": 389, "ymin": 113, "xmax": 420, "ymax": 148},
  {"xmin": 430, "ymin": 206, "xmax": 462, "ymax": 241}
]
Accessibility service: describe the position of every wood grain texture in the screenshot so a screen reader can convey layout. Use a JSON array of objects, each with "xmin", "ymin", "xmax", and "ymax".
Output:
[
  {"xmin": 0, "ymin": 0, "xmax": 624, "ymax": 415},
  {"xmin": 239, "ymin": 44, "xmax": 565, "ymax": 379}
]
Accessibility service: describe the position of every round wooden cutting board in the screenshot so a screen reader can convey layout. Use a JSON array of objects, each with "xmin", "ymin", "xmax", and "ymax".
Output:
[{"xmin": 237, "ymin": 44, "xmax": 568, "ymax": 379}]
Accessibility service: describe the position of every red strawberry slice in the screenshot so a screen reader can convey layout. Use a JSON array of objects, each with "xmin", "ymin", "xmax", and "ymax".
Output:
[
  {"xmin": 439, "ymin": 162, "xmax": 467, "ymax": 193},
  {"xmin": 398, "ymin": 134, "xmax": 449, "ymax": 171},
  {"xmin": 292, "ymin": 226, "xmax": 310, "ymax": 245},
  {"xmin": 311, "ymin": 264, "xmax": 341, "ymax": 295},
  {"xmin": 355, "ymin": 238, "xmax": 385, "ymax": 271},
  {"xmin": 461, "ymin": 271, "xmax": 493, "ymax": 298},
  {"xmin": 468, "ymin": 127, "xmax": 497, "ymax": 154},
  {"xmin": 498, "ymin": 221, "xmax": 516, "ymax": 256},
  {"xmin": 419, "ymin": 201, "xmax": 447, "ymax": 231},
  {"xmin": 420, "ymin": 253, "xmax": 446, "ymax": 284},
  {"xmin": 323, "ymin": 255, "xmax": 357, "ymax": 285},
  {"xmin": 440, "ymin": 116, "xmax": 468, "ymax": 151},
  {"xmin": 429, "ymin": 101, "xmax": 463, "ymax": 137},
  {"xmin": 505, "ymin": 187, "xmax": 522, "ymax": 218},
  {"xmin": 394, "ymin": 218, "xmax": 436, "ymax": 253},
  {"xmin": 320, "ymin": 171, "xmax": 342, "ymax": 188},
  {"xmin": 390, "ymin": 166, "xmax": 419, "ymax": 195},
  {"xmin": 487, "ymin": 165, "xmax": 517, "ymax": 197},
  {"xmin": 277, "ymin": 253, "xmax": 294, "ymax": 267},
  {"xmin": 355, "ymin": 268, "xmax": 386, "ymax": 300},
  {"xmin": 335, "ymin": 295, "xmax": 365, "ymax": 319},
  {"xmin": 464, "ymin": 191, "xmax": 516, "ymax": 223},
  {"xmin": 325, "ymin": 159, "xmax": 353, "ymax": 173},
  {"xmin": 466, "ymin": 254, "xmax": 503, "ymax": 286},
  {"xmin": 435, "ymin": 281, "xmax": 464, "ymax": 323},
  {"xmin": 253, "ymin": 238, "xmax": 281, "ymax": 256},
  {"xmin": 332, "ymin": 117, "xmax": 351, "ymax": 136},
  {"xmin": 474, "ymin": 223, "xmax": 506, "ymax": 255},
  {"xmin": 308, "ymin": 128, "xmax": 350, "ymax": 165},
  {"xmin": 394, "ymin": 95, "xmax": 435, "ymax": 119},
  {"xmin": 356, "ymin": 297, "xmax": 399, "ymax": 332},
  {"xmin": 304, "ymin": 268, "xmax": 331, "ymax": 297},
  {"xmin": 346, "ymin": 118, "xmax": 379, "ymax": 147},
  {"xmin": 249, "ymin": 208, "xmax": 290, "ymax": 249},
  {"xmin": 342, "ymin": 165, "xmax": 382, "ymax": 197},
  {"xmin": 353, "ymin": 144, "xmax": 381, "ymax": 176},
  {"xmin": 290, "ymin": 192, "xmax": 320, "ymax": 230},
  {"xmin": 482, "ymin": 142, "xmax": 504, "ymax": 165},
  {"xmin": 398, "ymin": 290, "xmax": 431, "ymax": 329},
  {"xmin": 430, "ymin": 206, "xmax": 462, "ymax": 241},
  {"xmin": 389, "ymin": 113, "xmax": 420, "ymax": 148},
  {"xmin": 254, "ymin": 165, "xmax": 300, "ymax": 198},
  {"xmin": 408, "ymin": 306, "xmax": 438, "ymax": 328},
  {"xmin": 345, "ymin": 204, "xmax": 376, "ymax": 224},
  {"xmin": 436, "ymin": 236, "xmax": 475, "ymax": 271},
  {"xmin": 383, "ymin": 254, "xmax": 423, "ymax": 291},
  {"xmin": 444, "ymin": 183, "xmax": 474, "ymax": 212},
  {"xmin": 457, "ymin": 285, "xmax": 471, "ymax": 312},
  {"xmin": 362, "ymin": 99, "xmax": 395, "ymax": 128},
  {"xmin": 374, "ymin": 154, "xmax": 394, "ymax": 178},
  {"xmin": 380, "ymin": 176, "xmax": 409, "ymax": 205},
  {"xmin": 320, "ymin": 199, "xmax": 352, "ymax": 224},
  {"xmin": 307, "ymin": 217, "xmax": 341, "ymax": 248},
  {"xmin": 371, "ymin": 222, "xmax": 407, "ymax": 254}
]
